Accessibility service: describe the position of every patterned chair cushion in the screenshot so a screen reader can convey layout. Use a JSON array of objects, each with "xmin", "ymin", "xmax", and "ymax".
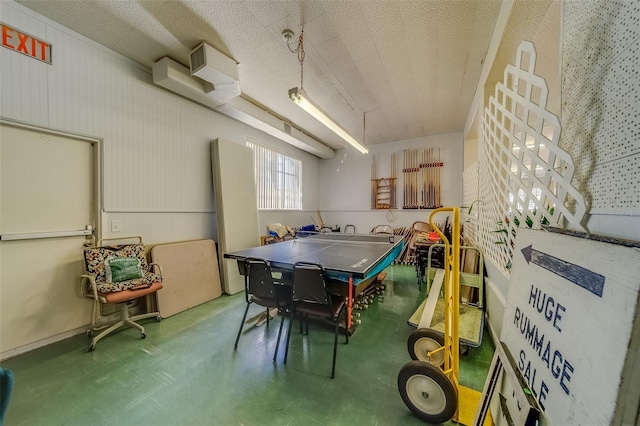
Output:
[
  {"xmin": 84, "ymin": 244, "xmax": 162, "ymax": 293},
  {"xmin": 95, "ymin": 272, "xmax": 163, "ymax": 293}
]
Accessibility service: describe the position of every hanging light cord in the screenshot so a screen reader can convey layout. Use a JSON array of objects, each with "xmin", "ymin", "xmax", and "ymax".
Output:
[{"xmin": 287, "ymin": 30, "xmax": 305, "ymax": 91}]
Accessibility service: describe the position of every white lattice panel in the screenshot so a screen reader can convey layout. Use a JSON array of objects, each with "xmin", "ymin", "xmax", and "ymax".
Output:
[
  {"xmin": 561, "ymin": 0, "xmax": 640, "ymax": 215},
  {"xmin": 476, "ymin": 154, "xmax": 512, "ymax": 274},
  {"xmin": 476, "ymin": 41, "xmax": 588, "ymax": 273},
  {"xmin": 462, "ymin": 161, "xmax": 479, "ymax": 243}
]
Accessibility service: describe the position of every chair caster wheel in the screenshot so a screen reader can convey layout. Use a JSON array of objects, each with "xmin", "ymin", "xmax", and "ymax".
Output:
[
  {"xmin": 89, "ymin": 343, "xmax": 96, "ymax": 352},
  {"xmin": 156, "ymin": 315, "xmax": 162, "ymax": 322},
  {"xmin": 141, "ymin": 332, "xmax": 146, "ymax": 339},
  {"xmin": 86, "ymin": 329, "xmax": 93, "ymax": 338}
]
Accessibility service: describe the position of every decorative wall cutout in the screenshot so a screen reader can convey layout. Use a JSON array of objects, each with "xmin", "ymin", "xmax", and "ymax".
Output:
[
  {"xmin": 462, "ymin": 161, "xmax": 479, "ymax": 243},
  {"xmin": 474, "ymin": 41, "xmax": 588, "ymax": 273},
  {"xmin": 465, "ymin": 156, "xmax": 514, "ymax": 274}
]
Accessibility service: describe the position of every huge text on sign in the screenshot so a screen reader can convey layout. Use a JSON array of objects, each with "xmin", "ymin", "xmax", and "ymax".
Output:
[{"xmin": 1, "ymin": 23, "xmax": 51, "ymax": 64}]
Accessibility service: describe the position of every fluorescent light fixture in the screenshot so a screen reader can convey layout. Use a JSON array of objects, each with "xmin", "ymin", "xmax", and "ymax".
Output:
[{"xmin": 289, "ymin": 87, "xmax": 368, "ymax": 154}]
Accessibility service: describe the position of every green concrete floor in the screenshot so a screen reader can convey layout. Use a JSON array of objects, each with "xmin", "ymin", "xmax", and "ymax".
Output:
[{"xmin": 1, "ymin": 265, "xmax": 494, "ymax": 425}]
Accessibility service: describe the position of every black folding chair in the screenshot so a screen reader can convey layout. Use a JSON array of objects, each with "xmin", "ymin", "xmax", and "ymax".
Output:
[
  {"xmin": 284, "ymin": 262, "xmax": 348, "ymax": 378},
  {"xmin": 234, "ymin": 258, "xmax": 292, "ymax": 362}
]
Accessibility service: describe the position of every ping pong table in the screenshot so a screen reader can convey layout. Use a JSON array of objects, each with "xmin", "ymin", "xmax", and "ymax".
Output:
[{"xmin": 223, "ymin": 233, "xmax": 405, "ymax": 330}]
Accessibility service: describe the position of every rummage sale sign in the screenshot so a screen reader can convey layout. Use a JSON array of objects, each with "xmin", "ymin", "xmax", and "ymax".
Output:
[
  {"xmin": 1, "ymin": 23, "xmax": 52, "ymax": 64},
  {"xmin": 500, "ymin": 228, "xmax": 640, "ymax": 425}
]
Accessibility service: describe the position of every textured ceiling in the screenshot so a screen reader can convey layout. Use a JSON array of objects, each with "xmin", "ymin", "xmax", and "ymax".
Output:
[{"xmin": 17, "ymin": 0, "xmax": 503, "ymax": 151}]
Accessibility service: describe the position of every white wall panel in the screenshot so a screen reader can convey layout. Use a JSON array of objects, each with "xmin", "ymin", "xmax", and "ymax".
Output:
[
  {"xmin": 0, "ymin": 5, "xmax": 49, "ymax": 124},
  {"xmin": 561, "ymin": 0, "xmax": 640, "ymax": 218},
  {"xmin": 1, "ymin": 0, "xmax": 319, "ymax": 233},
  {"xmin": 318, "ymin": 132, "xmax": 463, "ymax": 232},
  {"xmin": 101, "ymin": 212, "xmax": 217, "ymax": 245}
]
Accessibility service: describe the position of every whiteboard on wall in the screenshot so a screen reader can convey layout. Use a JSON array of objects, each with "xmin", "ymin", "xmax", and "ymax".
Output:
[
  {"xmin": 211, "ymin": 138, "xmax": 260, "ymax": 295},
  {"xmin": 500, "ymin": 227, "xmax": 640, "ymax": 425}
]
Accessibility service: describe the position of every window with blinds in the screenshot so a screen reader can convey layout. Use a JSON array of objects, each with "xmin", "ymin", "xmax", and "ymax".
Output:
[{"xmin": 246, "ymin": 140, "xmax": 302, "ymax": 210}]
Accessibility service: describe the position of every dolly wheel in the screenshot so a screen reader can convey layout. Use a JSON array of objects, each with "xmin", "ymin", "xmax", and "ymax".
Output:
[
  {"xmin": 398, "ymin": 360, "xmax": 457, "ymax": 423},
  {"xmin": 408, "ymin": 328, "xmax": 445, "ymax": 367}
]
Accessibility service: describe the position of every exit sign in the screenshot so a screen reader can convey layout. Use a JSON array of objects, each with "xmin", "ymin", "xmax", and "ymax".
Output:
[{"xmin": 1, "ymin": 23, "xmax": 51, "ymax": 64}]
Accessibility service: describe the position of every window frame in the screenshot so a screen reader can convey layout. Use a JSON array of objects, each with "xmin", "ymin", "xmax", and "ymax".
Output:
[{"xmin": 246, "ymin": 139, "xmax": 303, "ymax": 211}]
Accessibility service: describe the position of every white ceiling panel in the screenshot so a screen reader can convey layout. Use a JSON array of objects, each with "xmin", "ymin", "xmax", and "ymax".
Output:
[{"xmin": 16, "ymin": 0, "xmax": 511, "ymax": 152}]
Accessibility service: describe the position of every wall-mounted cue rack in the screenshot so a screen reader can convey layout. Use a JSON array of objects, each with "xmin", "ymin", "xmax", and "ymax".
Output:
[
  {"xmin": 402, "ymin": 148, "xmax": 442, "ymax": 209},
  {"xmin": 371, "ymin": 153, "xmax": 397, "ymax": 209}
]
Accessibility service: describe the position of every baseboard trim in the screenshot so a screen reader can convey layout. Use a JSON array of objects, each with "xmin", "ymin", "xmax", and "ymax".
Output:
[{"xmin": 0, "ymin": 326, "xmax": 87, "ymax": 361}]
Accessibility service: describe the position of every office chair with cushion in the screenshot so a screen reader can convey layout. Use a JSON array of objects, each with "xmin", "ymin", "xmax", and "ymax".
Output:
[
  {"xmin": 284, "ymin": 262, "xmax": 348, "ymax": 378},
  {"xmin": 81, "ymin": 236, "xmax": 163, "ymax": 351},
  {"xmin": 234, "ymin": 258, "xmax": 292, "ymax": 362},
  {"xmin": 372, "ymin": 224, "xmax": 394, "ymax": 235}
]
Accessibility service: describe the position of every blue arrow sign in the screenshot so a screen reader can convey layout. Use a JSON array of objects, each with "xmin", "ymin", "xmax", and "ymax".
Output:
[{"xmin": 521, "ymin": 245, "xmax": 605, "ymax": 297}]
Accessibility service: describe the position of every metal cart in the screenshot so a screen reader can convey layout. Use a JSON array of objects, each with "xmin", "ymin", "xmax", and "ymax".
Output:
[{"xmin": 397, "ymin": 208, "xmax": 489, "ymax": 425}]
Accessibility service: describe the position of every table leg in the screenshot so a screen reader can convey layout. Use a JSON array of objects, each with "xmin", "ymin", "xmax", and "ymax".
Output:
[{"xmin": 348, "ymin": 276, "xmax": 353, "ymax": 329}]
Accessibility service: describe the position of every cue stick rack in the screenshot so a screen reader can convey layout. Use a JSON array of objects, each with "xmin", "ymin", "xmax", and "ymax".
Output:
[
  {"xmin": 371, "ymin": 153, "xmax": 397, "ymax": 209},
  {"xmin": 402, "ymin": 148, "xmax": 442, "ymax": 209}
]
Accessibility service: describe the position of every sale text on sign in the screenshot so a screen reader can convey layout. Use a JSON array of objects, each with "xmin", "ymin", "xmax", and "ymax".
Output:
[
  {"xmin": 1, "ymin": 23, "xmax": 52, "ymax": 64},
  {"xmin": 513, "ymin": 283, "xmax": 573, "ymax": 411}
]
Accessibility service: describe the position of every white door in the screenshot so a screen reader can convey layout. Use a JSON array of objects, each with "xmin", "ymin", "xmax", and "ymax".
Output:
[{"xmin": 0, "ymin": 121, "xmax": 99, "ymax": 356}]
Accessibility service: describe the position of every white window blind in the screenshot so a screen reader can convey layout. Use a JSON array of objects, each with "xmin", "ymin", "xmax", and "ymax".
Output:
[{"xmin": 246, "ymin": 140, "xmax": 302, "ymax": 210}]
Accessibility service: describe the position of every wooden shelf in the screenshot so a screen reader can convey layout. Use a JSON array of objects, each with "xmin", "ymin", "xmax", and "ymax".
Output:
[{"xmin": 371, "ymin": 177, "xmax": 396, "ymax": 209}]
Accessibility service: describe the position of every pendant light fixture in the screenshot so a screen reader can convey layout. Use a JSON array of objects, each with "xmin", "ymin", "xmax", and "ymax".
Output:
[{"xmin": 283, "ymin": 29, "xmax": 368, "ymax": 154}]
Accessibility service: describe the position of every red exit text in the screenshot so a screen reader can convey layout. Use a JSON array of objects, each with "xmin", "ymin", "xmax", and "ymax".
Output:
[{"xmin": 1, "ymin": 23, "xmax": 51, "ymax": 64}]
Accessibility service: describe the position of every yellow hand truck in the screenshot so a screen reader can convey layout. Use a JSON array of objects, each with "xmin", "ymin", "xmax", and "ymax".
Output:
[{"xmin": 397, "ymin": 207, "xmax": 466, "ymax": 423}]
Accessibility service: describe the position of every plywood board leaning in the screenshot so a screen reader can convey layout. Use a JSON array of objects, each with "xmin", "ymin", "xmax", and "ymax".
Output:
[
  {"xmin": 151, "ymin": 239, "xmax": 222, "ymax": 318},
  {"xmin": 211, "ymin": 138, "xmax": 260, "ymax": 295}
]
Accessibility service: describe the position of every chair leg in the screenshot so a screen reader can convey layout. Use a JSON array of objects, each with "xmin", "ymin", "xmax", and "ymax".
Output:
[
  {"xmin": 89, "ymin": 303, "xmax": 144, "ymax": 350},
  {"xmin": 284, "ymin": 306, "xmax": 295, "ymax": 364},
  {"xmin": 234, "ymin": 301, "xmax": 251, "ymax": 349},
  {"xmin": 331, "ymin": 313, "xmax": 348, "ymax": 379},
  {"xmin": 331, "ymin": 306, "xmax": 348, "ymax": 379},
  {"xmin": 273, "ymin": 309, "xmax": 286, "ymax": 362}
]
